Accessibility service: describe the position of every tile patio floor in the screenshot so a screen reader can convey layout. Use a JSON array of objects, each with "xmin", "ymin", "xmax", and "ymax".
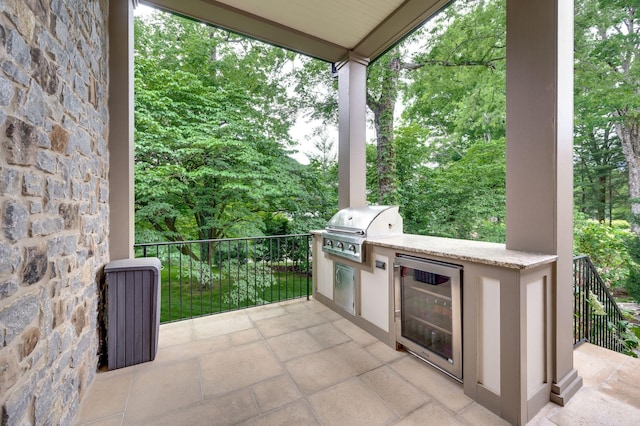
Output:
[{"xmin": 73, "ymin": 298, "xmax": 640, "ymax": 425}]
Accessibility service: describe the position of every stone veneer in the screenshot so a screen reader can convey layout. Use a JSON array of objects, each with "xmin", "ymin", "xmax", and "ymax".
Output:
[{"xmin": 0, "ymin": 0, "xmax": 109, "ymax": 424}]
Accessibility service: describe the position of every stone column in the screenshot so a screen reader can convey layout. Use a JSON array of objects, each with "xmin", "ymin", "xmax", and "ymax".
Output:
[
  {"xmin": 108, "ymin": 0, "xmax": 135, "ymax": 260},
  {"xmin": 337, "ymin": 53, "xmax": 369, "ymax": 209},
  {"xmin": 505, "ymin": 0, "xmax": 581, "ymax": 411}
]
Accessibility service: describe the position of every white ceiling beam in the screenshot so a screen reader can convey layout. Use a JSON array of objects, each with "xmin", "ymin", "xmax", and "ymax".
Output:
[{"xmin": 141, "ymin": 0, "xmax": 448, "ymax": 63}]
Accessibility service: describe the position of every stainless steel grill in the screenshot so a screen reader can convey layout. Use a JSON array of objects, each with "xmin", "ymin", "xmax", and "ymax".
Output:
[{"xmin": 322, "ymin": 205, "xmax": 403, "ymax": 263}]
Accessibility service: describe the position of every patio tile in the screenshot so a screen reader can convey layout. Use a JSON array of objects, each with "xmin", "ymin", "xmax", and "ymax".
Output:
[
  {"xmin": 243, "ymin": 399, "xmax": 319, "ymax": 426},
  {"xmin": 328, "ymin": 340, "xmax": 384, "ymax": 373},
  {"xmin": 390, "ymin": 356, "xmax": 472, "ymax": 413},
  {"xmin": 393, "ymin": 402, "xmax": 464, "ymax": 426},
  {"xmin": 124, "ymin": 359, "xmax": 201, "ymax": 424},
  {"xmin": 254, "ymin": 311, "xmax": 326, "ymax": 338},
  {"xmin": 524, "ymin": 403, "xmax": 561, "ymax": 426},
  {"xmin": 157, "ymin": 320, "xmax": 195, "ymax": 348},
  {"xmin": 73, "ymin": 371, "xmax": 132, "ymax": 424},
  {"xmin": 285, "ymin": 347, "xmax": 359, "ymax": 395},
  {"xmin": 308, "ymin": 378, "xmax": 398, "ymax": 426},
  {"xmin": 359, "ymin": 366, "xmax": 429, "ymax": 417},
  {"xmin": 267, "ymin": 329, "xmax": 324, "ymax": 362},
  {"xmin": 283, "ymin": 299, "xmax": 314, "ymax": 313},
  {"xmin": 246, "ymin": 304, "xmax": 288, "ymax": 321},
  {"xmin": 200, "ymin": 341, "xmax": 283, "ymax": 398},
  {"xmin": 285, "ymin": 341, "xmax": 381, "ymax": 394},
  {"xmin": 548, "ymin": 386, "xmax": 640, "ymax": 425},
  {"xmin": 572, "ymin": 342, "xmax": 627, "ymax": 387},
  {"xmin": 601, "ymin": 372, "xmax": 640, "ymax": 410},
  {"xmin": 153, "ymin": 334, "xmax": 229, "ymax": 364},
  {"xmin": 616, "ymin": 355, "xmax": 640, "ymax": 388},
  {"xmin": 142, "ymin": 389, "xmax": 258, "ymax": 426},
  {"xmin": 318, "ymin": 307, "xmax": 344, "ymax": 321},
  {"xmin": 251, "ymin": 374, "xmax": 301, "ymax": 413},
  {"xmin": 78, "ymin": 301, "xmax": 639, "ymax": 426},
  {"xmin": 306, "ymin": 300, "xmax": 332, "ymax": 313},
  {"xmin": 230, "ymin": 328, "xmax": 262, "ymax": 346},
  {"xmin": 332, "ymin": 318, "xmax": 379, "ymax": 346},
  {"xmin": 192, "ymin": 311, "xmax": 252, "ymax": 340},
  {"xmin": 365, "ymin": 341, "xmax": 406, "ymax": 363},
  {"xmin": 77, "ymin": 414, "xmax": 124, "ymax": 426},
  {"xmin": 458, "ymin": 403, "xmax": 511, "ymax": 426},
  {"xmin": 306, "ymin": 322, "xmax": 350, "ymax": 348}
]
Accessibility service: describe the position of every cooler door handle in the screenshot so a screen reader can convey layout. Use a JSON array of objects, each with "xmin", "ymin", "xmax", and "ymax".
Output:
[{"xmin": 393, "ymin": 265, "xmax": 401, "ymax": 319}]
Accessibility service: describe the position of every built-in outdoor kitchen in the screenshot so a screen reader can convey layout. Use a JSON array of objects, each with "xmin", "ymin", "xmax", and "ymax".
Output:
[{"xmin": 312, "ymin": 206, "xmax": 559, "ymax": 423}]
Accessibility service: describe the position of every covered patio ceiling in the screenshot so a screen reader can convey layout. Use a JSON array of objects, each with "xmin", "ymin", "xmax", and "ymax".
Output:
[{"xmin": 140, "ymin": 0, "xmax": 451, "ymax": 63}]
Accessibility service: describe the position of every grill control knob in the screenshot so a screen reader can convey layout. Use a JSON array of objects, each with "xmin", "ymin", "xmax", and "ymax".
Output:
[
  {"xmin": 348, "ymin": 244, "xmax": 356, "ymax": 253},
  {"xmin": 336, "ymin": 242, "xmax": 344, "ymax": 249}
]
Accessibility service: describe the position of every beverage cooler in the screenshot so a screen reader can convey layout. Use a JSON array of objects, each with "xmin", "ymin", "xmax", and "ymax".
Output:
[{"xmin": 395, "ymin": 254, "xmax": 463, "ymax": 381}]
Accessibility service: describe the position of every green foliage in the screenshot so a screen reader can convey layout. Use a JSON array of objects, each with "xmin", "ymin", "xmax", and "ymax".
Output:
[
  {"xmin": 367, "ymin": 48, "xmax": 402, "ymax": 204},
  {"xmin": 585, "ymin": 291, "xmax": 639, "ymax": 357},
  {"xmin": 587, "ymin": 290, "xmax": 607, "ymax": 316},
  {"xmin": 292, "ymin": 57, "xmax": 338, "ymax": 126},
  {"xmin": 222, "ymin": 259, "xmax": 275, "ymax": 306},
  {"xmin": 625, "ymin": 267, "xmax": 640, "ymax": 303},
  {"xmin": 624, "ymin": 234, "xmax": 640, "ymax": 302},
  {"xmin": 573, "ymin": 0, "xmax": 630, "ymax": 224},
  {"xmin": 586, "ymin": 291, "xmax": 640, "ymax": 357},
  {"xmin": 574, "ymin": 0, "xmax": 640, "ymax": 229},
  {"xmin": 613, "ymin": 318, "xmax": 639, "ymax": 357},
  {"xmin": 157, "ymin": 260, "xmax": 309, "ymax": 322},
  {"xmin": 404, "ymin": 0, "xmax": 506, "ymax": 147},
  {"xmin": 393, "ymin": 0, "xmax": 506, "ymax": 241},
  {"xmin": 574, "ymin": 217, "xmax": 635, "ymax": 288},
  {"xmin": 134, "ymin": 12, "xmax": 332, "ymax": 243},
  {"xmin": 399, "ymin": 136, "xmax": 506, "ymax": 242}
]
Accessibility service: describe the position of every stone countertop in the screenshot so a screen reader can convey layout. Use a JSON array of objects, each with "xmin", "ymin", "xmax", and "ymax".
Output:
[
  {"xmin": 313, "ymin": 231, "xmax": 557, "ymax": 270},
  {"xmin": 304, "ymin": 230, "xmax": 558, "ymax": 269},
  {"xmin": 367, "ymin": 234, "xmax": 557, "ymax": 270}
]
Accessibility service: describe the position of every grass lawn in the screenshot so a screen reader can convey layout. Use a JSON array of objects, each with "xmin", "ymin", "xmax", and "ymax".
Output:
[{"xmin": 158, "ymin": 262, "xmax": 311, "ymax": 322}]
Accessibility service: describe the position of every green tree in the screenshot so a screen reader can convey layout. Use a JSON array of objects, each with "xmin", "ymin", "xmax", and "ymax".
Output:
[
  {"xmin": 134, "ymin": 12, "xmax": 308, "ymax": 245},
  {"xmin": 403, "ymin": 0, "xmax": 506, "ymax": 150},
  {"xmin": 366, "ymin": 49, "xmax": 402, "ymax": 204},
  {"xmin": 397, "ymin": 0, "xmax": 507, "ymax": 239},
  {"xmin": 575, "ymin": 0, "xmax": 640, "ymax": 231}
]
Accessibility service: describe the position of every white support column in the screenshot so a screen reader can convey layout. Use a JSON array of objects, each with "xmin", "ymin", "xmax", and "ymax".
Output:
[
  {"xmin": 505, "ymin": 0, "xmax": 581, "ymax": 412},
  {"xmin": 337, "ymin": 53, "xmax": 369, "ymax": 209},
  {"xmin": 108, "ymin": 0, "xmax": 135, "ymax": 260}
]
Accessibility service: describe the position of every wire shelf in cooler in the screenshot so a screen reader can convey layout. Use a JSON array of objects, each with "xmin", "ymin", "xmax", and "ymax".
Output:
[
  {"xmin": 409, "ymin": 284, "xmax": 452, "ymax": 301},
  {"xmin": 407, "ymin": 313, "xmax": 452, "ymax": 335}
]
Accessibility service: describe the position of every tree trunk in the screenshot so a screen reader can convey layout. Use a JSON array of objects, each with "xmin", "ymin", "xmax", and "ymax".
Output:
[
  {"xmin": 597, "ymin": 174, "xmax": 607, "ymax": 222},
  {"xmin": 372, "ymin": 100, "xmax": 397, "ymax": 204},
  {"xmin": 367, "ymin": 55, "xmax": 400, "ymax": 205},
  {"xmin": 616, "ymin": 119, "xmax": 640, "ymax": 233}
]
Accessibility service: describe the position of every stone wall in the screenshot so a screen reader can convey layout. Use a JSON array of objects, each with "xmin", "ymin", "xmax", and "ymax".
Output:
[{"xmin": 0, "ymin": 0, "xmax": 109, "ymax": 424}]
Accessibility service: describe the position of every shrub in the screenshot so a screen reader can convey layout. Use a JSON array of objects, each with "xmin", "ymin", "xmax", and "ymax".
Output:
[
  {"xmin": 623, "ymin": 235, "xmax": 640, "ymax": 303},
  {"xmin": 574, "ymin": 219, "xmax": 633, "ymax": 288},
  {"xmin": 625, "ymin": 260, "xmax": 640, "ymax": 303}
]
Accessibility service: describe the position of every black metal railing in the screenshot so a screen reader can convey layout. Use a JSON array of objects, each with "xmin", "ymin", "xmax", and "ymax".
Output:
[
  {"xmin": 135, "ymin": 234, "xmax": 312, "ymax": 323},
  {"xmin": 573, "ymin": 255, "xmax": 626, "ymax": 352}
]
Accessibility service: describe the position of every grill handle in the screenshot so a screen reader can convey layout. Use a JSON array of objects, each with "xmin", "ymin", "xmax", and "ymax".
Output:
[{"xmin": 325, "ymin": 226, "xmax": 365, "ymax": 235}]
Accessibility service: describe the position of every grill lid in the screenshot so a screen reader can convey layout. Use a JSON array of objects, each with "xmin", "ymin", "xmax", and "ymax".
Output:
[
  {"xmin": 325, "ymin": 205, "xmax": 402, "ymax": 237},
  {"xmin": 322, "ymin": 205, "xmax": 403, "ymax": 263}
]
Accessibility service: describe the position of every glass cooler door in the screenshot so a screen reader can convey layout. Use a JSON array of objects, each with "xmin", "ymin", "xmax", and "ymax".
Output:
[{"xmin": 395, "ymin": 255, "xmax": 462, "ymax": 381}]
